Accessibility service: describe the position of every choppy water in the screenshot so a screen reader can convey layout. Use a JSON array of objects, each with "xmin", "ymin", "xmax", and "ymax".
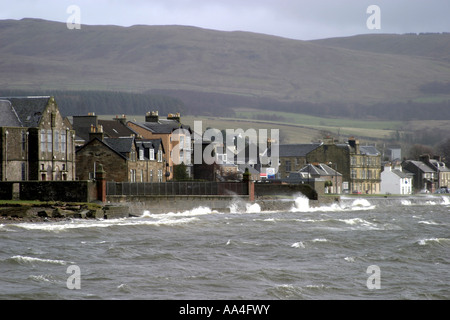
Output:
[{"xmin": 0, "ymin": 195, "xmax": 449, "ymax": 300}]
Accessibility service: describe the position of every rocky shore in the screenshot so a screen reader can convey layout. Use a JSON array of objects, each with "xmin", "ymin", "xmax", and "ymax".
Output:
[{"xmin": 0, "ymin": 202, "xmax": 130, "ymax": 224}]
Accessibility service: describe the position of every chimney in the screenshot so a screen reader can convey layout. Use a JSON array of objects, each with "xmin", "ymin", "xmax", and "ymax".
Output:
[
  {"xmin": 419, "ymin": 154, "xmax": 431, "ymax": 164},
  {"xmin": 114, "ymin": 114, "xmax": 127, "ymax": 125},
  {"xmin": 145, "ymin": 111, "xmax": 159, "ymax": 123},
  {"xmin": 89, "ymin": 124, "xmax": 104, "ymax": 141},
  {"xmin": 167, "ymin": 112, "xmax": 181, "ymax": 122},
  {"xmin": 348, "ymin": 137, "xmax": 360, "ymax": 154}
]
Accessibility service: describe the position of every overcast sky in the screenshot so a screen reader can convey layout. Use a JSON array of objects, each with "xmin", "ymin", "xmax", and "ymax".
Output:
[{"xmin": 1, "ymin": 0, "xmax": 449, "ymax": 40}]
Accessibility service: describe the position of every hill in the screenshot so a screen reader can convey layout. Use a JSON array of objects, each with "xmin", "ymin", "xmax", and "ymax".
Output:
[{"xmin": 0, "ymin": 18, "xmax": 449, "ymax": 120}]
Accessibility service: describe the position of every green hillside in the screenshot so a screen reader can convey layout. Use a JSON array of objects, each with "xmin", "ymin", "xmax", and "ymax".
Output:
[{"xmin": 1, "ymin": 18, "xmax": 449, "ymax": 109}]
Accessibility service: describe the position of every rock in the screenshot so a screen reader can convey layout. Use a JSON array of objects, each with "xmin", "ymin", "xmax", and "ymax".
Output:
[{"xmin": 37, "ymin": 210, "xmax": 48, "ymax": 218}]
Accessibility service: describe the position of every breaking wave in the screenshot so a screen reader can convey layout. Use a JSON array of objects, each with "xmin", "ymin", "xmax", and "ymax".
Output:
[{"xmin": 8, "ymin": 255, "xmax": 71, "ymax": 266}]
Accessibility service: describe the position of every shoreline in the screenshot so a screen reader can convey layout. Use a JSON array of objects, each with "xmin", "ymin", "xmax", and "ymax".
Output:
[{"xmin": 1, "ymin": 194, "xmax": 448, "ymax": 225}]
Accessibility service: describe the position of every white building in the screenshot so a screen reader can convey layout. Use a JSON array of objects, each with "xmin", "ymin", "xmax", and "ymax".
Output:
[{"xmin": 380, "ymin": 163, "xmax": 413, "ymax": 195}]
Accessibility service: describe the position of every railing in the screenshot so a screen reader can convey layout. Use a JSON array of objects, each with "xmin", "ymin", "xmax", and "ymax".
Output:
[{"xmin": 106, "ymin": 181, "xmax": 248, "ymax": 196}]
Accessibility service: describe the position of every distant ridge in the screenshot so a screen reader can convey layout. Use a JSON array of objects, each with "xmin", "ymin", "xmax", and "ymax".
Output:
[{"xmin": 0, "ymin": 18, "xmax": 449, "ymax": 118}]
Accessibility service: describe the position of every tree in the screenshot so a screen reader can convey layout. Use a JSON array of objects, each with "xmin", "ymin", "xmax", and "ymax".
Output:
[
  {"xmin": 437, "ymin": 138, "xmax": 450, "ymax": 166},
  {"xmin": 407, "ymin": 144, "xmax": 434, "ymax": 160},
  {"xmin": 173, "ymin": 163, "xmax": 190, "ymax": 181}
]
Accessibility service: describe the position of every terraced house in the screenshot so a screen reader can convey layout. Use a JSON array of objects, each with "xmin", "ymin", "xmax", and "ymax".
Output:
[
  {"xmin": 0, "ymin": 96, "xmax": 76, "ymax": 181},
  {"xmin": 277, "ymin": 137, "xmax": 382, "ymax": 194}
]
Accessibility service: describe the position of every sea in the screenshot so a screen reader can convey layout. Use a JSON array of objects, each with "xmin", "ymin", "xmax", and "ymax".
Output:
[{"xmin": 0, "ymin": 195, "xmax": 449, "ymax": 301}]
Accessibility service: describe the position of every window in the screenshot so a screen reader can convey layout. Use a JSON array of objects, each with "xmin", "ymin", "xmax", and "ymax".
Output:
[
  {"xmin": 61, "ymin": 131, "xmax": 66, "ymax": 153},
  {"xmin": 21, "ymin": 163, "xmax": 26, "ymax": 181},
  {"xmin": 149, "ymin": 149, "xmax": 155, "ymax": 160},
  {"xmin": 351, "ymin": 169, "xmax": 357, "ymax": 179},
  {"xmin": 54, "ymin": 130, "xmax": 59, "ymax": 153},
  {"xmin": 41, "ymin": 130, "xmax": 46, "ymax": 152},
  {"xmin": 130, "ymin": 169, "xmax": 136, "ymax": 182},
  {"xmin": 150, "ymin": 170, "xmax": 153, "ymax": 182},
  {"xmin": 140, "ymin": 169, "xmax": 144, "ymax": 182},
  {"xmin": 158, "ymin": 169, "xmax": 163, "ymax": 182},
  {"xmin": 47, "ymin": 130, "xmax": 52, "ymax": 153},
  {"xmin": 157, "ymin": 150, "xmax": 163, "ymax": 162},
  {"xmin": 21, "ymin": 131, "xmax": 26, "ymax": 152},
  {"xmin": 285, "ymin": 160, "xmax": 291, "ymax": 172},
  {"xmin": 139, "ymin": 149, "xmax": 144, "ymax": 161}
]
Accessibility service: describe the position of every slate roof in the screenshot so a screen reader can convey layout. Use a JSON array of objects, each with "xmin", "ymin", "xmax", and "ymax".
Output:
[
  {"xmin": 278, "ymin": 143, "xmax": 321, "ymax": 157},
  {"xmin": 392, "ymin": 169, "xmax": 414, "ymax": 179},
  {"xmin": 360, "ymin": 145, "xmax": 381, "ymax": 156},
  {"xmin": 98, "ymin": 120, "xmax": 137, "ymax": 138},
  {"xmin": 299, "ymin": 163, "xmax": 342, "ymax": 176},
  {"xmin": 0, "ymin": 96, "xmax": 50, "ymax": 127},
  {"xmin": 0, "ymin": 100, "xmax": 21, "ymax": 127},
  {"xmin": 104, "ymin": 137, "xmax": 134, "ymax": 157},
  {"xmin": 132, "ymin": 119, "xmax": 191, "ymax": 134},
  {"xmin": 404, "ymin": 160, "xmax": 435, "ymax": 173},
  {"xmin": 135, "ymin": 139, "xmax": 164, "ymax": 154}
]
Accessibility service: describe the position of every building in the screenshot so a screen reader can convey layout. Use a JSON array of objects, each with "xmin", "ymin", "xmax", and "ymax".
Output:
[
  {"xmin": 127, "ymin": 111, "xmax": 192, "ymax": 180},
  {"xmin": 402, "ymin": 155, "xmax": 450, "ymax": 193},
  {"xmin": 76, "ymin": 127, "xmax": 165, "ymax": 182},
  {"xmin": 72, "ymin": 113, "xmax": 137, "ymax": 145},
  {"xmin": 0, "ymin": 96, "xmax": 76, "ymax": 181},
  {"xmin": 402, "ymin": 159, "xmax": 437, "ymax": 193},
  {"xmin": 278, "ymin": 143, "xmax": 322, "ymax": 179},
  {"xmin": 380, "ymin": 163, "xmax": 413, "ymax": 195},
  {"xmin": 299, "ymin": 163, "xmax": 343, "ymax": 194},
  {"xmin": 305, "ymin": 137, "xmax": 382, "ymax": 194}
]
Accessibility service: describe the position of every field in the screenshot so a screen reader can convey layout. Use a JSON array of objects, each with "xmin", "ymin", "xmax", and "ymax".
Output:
[{"xmin": 98, "ymin": 111, "xmax": 450, "ymax": 145}]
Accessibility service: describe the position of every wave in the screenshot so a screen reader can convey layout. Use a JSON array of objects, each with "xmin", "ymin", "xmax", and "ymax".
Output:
[
  {"xmin": 416, "ymin": 237, "xmax": 450, "ymax": 247},
  {"xmin": 8, "ymin": 255, "xmax": 71, "ymax": 266},
  {"xmin": 290, "ymin": 195, "xmax": 375, "ymax": 212}
]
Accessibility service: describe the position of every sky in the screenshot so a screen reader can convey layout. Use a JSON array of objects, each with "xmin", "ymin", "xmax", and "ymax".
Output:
[{"xmin": 1, "ymin": 0, "xmax": 449, "ymax": 40}]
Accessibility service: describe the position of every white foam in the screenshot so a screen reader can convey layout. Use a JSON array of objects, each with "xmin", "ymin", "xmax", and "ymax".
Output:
[
  {"xmin": 246, "ymin": 203, "xmax": 261, "ymax": 213},
  {"xmin": 10, "ymin": 255, "xmax": 70, "ymax": 265},
  {"xmin": 291, "ymin": 241, "xmax": 305, "ymax": 248},
  {"xmin": 417, "ymin": 237, "xmax": 450, "ymax": 246},
  {"xmin": 311, "ymin": 238, "xmax": 328, "ymax": 243},
  {"xmin": 401, "ymin": 199, "xmax": 412, "ymax": 206}
]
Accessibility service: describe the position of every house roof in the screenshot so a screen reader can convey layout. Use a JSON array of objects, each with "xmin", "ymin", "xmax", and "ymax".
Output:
[
  {"xmin": 132, "ymin": 120, "xmax": 191, "ymax": 134},
  {"xmin": 404, "ymin": 160, "xmax": 435, "ymax": 173},
  {"xmin": 278, "ymin": 143, "xmax": 321, "ymax": 157},
  {"xmin": 0, "ymin": 100, "xmax": 22, "ymax": 127},
  {"xmin": 360, "ymin": 145, "xmax": 381, "ymax": 156},
  {"xmin": 76, "ymin": 137, "xmax": 128, "ymax": 160},
  {"xmin": 299, "ymin": 163, "xmax": 342, "ymax": 176},
  {"xmin": 135, "ymin": 139, "xmax": 165, "ymax": 154},
  {"xmin": 98, "ymin": 120, "xmax": 137, "ymax": 138},
  {"xmin": 0, "ymin": 96, "xmax": 51, "ymax": 127},
  {"xmin": 392, "ymin": 169, "xmax": 414, "ymax": 179},
  {"xmin": 104, "ymin": 137, "xmax": 135, "ymax": 156}
]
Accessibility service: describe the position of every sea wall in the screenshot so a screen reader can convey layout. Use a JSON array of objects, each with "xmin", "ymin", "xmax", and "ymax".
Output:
[{"xmin": 108, "ymin": 195, "xmax": 249, "ymax": 215}]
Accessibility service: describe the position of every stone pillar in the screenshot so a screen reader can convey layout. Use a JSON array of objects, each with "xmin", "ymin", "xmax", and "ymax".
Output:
[
  {"xmin": 248, "ymin": 181, "xmax": 255, "ymax": 202},
  {"xmin": 96, "ymin": 164, "xmax": 106, "ymax": 203}
]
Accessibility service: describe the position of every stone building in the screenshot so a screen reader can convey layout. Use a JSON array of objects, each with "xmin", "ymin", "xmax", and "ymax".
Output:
[
  {"xmin": 0, "ymin": 96, "xmax": 76, "ymax": 181},
  {"xmin": 127, "ymin": 111, "xmax": 192, "ymax": 180},
  {"xmin": 75, "ymin": 128, "xmax": 165, "ymax": 182},
  {"xmin": 307, "ymin": 138, "xmax": 381, "ymax": 194}
]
